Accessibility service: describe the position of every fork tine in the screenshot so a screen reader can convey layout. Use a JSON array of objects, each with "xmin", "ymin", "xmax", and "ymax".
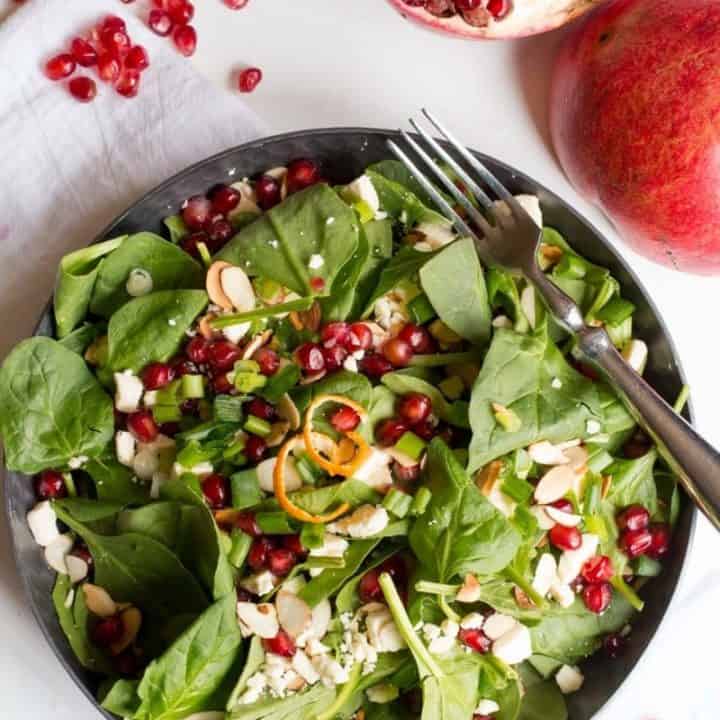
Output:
[{"xmin": 400, "ymin": 129, "xmax": 494, "ymax": 238}]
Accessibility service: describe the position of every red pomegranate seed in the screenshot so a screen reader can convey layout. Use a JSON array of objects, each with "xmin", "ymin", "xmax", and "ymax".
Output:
[
  {"xmin": 393, "ymin": 462, "xmax": 420, "ymax": 484},
  {"xmin": 160, "ymin": 422, "xmax": 181, "ymax": 436},
  {"xmin": 376, "ymin": 418, "xmax": 408, "ymax": 446},
  {"xmin": 92, "ymin": 614, "xmax": 124, "ymax": 647},
  {"xmin": 102, "ymin": 14, "xmax": 127, "ymax": 32},
  {"xmin": 126, "ymin": 410, "xmax": 159, "ymax": 443},
  {"xmin": 397, "ymin": 393, "xmax": 432, "ymax": 424},
  {"xmin": 321, "ymin": 345, "xmax": 347, "ymax": 372},
  {"xmin": 245, "ymin": 435, "xmax": 267, "ymax": 464},
  {"xmin": 100, "ymin": 28, "xmax": 131, "ymax": 57},
  {"xmin": 255, "ymin": 175, "xmax": 281, "ymax": 210},
  {"xmin": 238, "ymin": 67, "xmax": 263, "ymax": 93},
  {"xmin": 148, "ymin": 9, "xmax": 174, "ymax": 36},
  {"xmin": 223, "ymin": 0, "xmax": 249, "ymax": 7},
  {"xmin": 204, "ymin": 217, "xmax": 234, "ymax": 250},
  {"xmin": 549, "ymin": 524, "xmax": 582, "ymax": 551},
  {"xmin": 620, "ymin": 528, "xmax": 653, "ymax": 558},
  {"xmin": 182, "ymin": 195, "xmax": 212, "ymax": 230},
  {"xmin": 583, "ymin": 582, "xmax": 613, "ymax": 614},
  {"xmin": 207, "ymin": 339, "xmax": 242, "ymax": 371},
  {"xmin": 201, "ymin": 474, "xmax": 229, "ymax": 509},
  {"xmin": 113, "ymin": 650, "xmax": 140, "ymax": 677},
  {"xmin": 167, "ymin": 0, "xmax": 194, "ymax": 25},
  {"xmin": 253, "ymin": 347, "xmax": 280, "ymax": 376},
  {"xmin": 248, "ymin": 537, "xmax": 272, "ymax": 571},
  {"xmin": 411, "ymin": 420, "xmax": 436, "ymax": 441},
  {"xmin": 603, "ymin": 633, "xmax": 625, "ymax": 659},
  {"xmin": 321, "ymin": 322, "xmax": 350, "ymax": 348},
  {"xmin": 582, "ymin": 555, "xmax": 614, "ymax": 584},
  {"xmin": 436, "ymin": 424, "xmax": 454, "ymax": 446},
  {"xmin": 125, "ymin": 46, "xmax": 150, "ymax": 72},
  {"xmin": 623, "ymin": 432, "xmax": 651, "ymax": 459},
  {"xmin": 551, "ymin": 498, "xmax": 574, "ymax": 514},
  {"xmin": 263, "ymin": 629, "xmax": 296, "ymax": 657},
  {"xmin": 267, "ymin": 547, "xmax": 296, "ymax": 576},
  {"xmin": 647, "ymin": 523, "xmax": 671, "ymax": 559},
  {"xmin": 310, "ymin": 277, "xmax": 325, "ymax": 292},
  {"xmin": 487, "ymin": 0, "xmax": 511, "ymax": 19},
  {"xmin": 330, "ymin": 406, "xmax": 361, "ymax": 433},
  {"xmin": 142, "ymin": 362, "xmax": 175, "ymax": 390},
  {"xmin": 34, "ymin": 470, "xmax": 67, "ymax": 500},
  {"xmin": 383, "ymin": 338, "xmax": 413, "ymax": 368},
  {"xmin": 172, "ymin": 356, "xmax": 199, "ymax": 377},
  {"xmin": 70, "ymin": 38, "xmax": 98, "ymax": 67},
  {"xmin": 97, "ymin": 53, "xmax": 121, "ymax": 83},
  {"xmin": 616, "ymin": 505, "xmax": 650, "ymax": 532},
  {"xmin": 212, "ymin": 372, "xmax": 233, "ymax": 395},
  {"xmin": 246, "ymin": 397, "xmax": 276, "ymax": 421},
  {"xmin": 295, "ymin": 343, "xmax": 325, "ymax": 372},
  {"xmin": 282, "ymin": 534, "xmax": 305, "ymax": 556},
  {"xmin": 286, "ymin": 159, "xmax": 319, "ymax": 194},
  {"xmin": 180, "ymin": 231, "xmax": 207, "ymax": 259},
  {"xmin": 45, "ymin": 53, "xmax": 76, "ymax": 81},
  {"xmin": 186, "ymin": 335, "xmax": 210, "ymax": 364},
  {"xmin": 358, "ymin": 568, "xmax": 382, "ymax": 603},
  {"xmin": 209, "ymin": 184, "xmax": 241, "ymax": 214},
  {"xmin": 173, "ymin": 24, "xmax": 197, "ymax": 57},
  {"xmin": 235, "ymin": 511, "xmax": 261, "ymax": 537},
  {"xmin": 236, "ymin": 587, "xmax": 255, "ymax": 602},
  {"xmin": 346, "ymin": 322, "xmax": 373, "ymax": 351},
  {"xmin": 398, "ymin": 324, "xmax": 435, "ymax": 354},
  {"xmin": 380, "ymin": 555, "xmax": 407, "ymax": 585},
  {"xmin": 359, "ymin": 353, "xmax": 393, "ymax": 378},
  {"xmin": 459, "ymin": 627, "xmax": 491, "ymax": 654}
]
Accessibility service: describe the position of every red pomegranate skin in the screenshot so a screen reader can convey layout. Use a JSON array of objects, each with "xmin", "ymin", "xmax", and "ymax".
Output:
[{"xmin": 550, "ymin": 0, "xmax": 720, "ymax": 274}]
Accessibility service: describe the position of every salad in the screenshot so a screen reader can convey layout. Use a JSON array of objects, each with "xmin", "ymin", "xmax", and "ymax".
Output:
[{"xmin": 0, "ymin": 156, "xmax": 680, "ymax": 720}]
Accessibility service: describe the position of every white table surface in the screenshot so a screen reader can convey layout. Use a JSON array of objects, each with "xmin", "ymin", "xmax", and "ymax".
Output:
[{"xmin": 0, "ymin": 1, "xmax": 719, "ymax": 718}]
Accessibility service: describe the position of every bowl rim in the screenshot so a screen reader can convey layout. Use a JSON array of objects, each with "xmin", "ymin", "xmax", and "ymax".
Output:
[{"xmin": 4, "ymin": 126, "xmax": 698, "ymax": 719}]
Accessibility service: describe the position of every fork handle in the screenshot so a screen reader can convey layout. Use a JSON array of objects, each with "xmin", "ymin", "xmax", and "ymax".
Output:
[{"xmin": 530, "ymin": 267, "xmax": 720, "ymax": 530}]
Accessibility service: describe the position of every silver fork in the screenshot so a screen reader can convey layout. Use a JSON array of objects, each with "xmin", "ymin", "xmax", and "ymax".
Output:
[{"xmin": 389, "ymin": 109, "xmax": 720, "ymax": 531}]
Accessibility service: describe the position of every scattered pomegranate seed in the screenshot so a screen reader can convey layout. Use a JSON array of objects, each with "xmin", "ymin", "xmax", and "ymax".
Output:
[
  {"xmin": 201, "ymin": 474, "xmax": 229, "ymax": 509},
  {"xmin": 244, "ymin": 435, "xmax": 267, "ymax": 464},
  {"xmin": 263, "ymin": 629, "xmax": 296, "ymax": 657},
  {"xmin": 100, "ymin": 28, "xmax": 131, "ymax": 57},
  {"xmin": 393, "ymin": 462, "xmax": 420, "ymax": 484},
  {"xmin": 286, "ymin": 159, "xmax": 319, "ymax": 194},
  {"xmin": 238, "ymin": 67, "xmax": 263, "ymax": 93},
  {"xmin": 267, "ymin": 547, "xmax": 296, "ymax": 576},
  {"xmin": 173, "ymin": 24, "xmax": 197, "ymax": 57},
  {"xmin": 383, "ymin": 337, "xmax": 414, "ymax": 368},
  {"xmin": 398, "ymin": 324, "xmax": 435, "ymax": 354},
  {"xmin": 397, "ymin": 393, "xmax": 432, "ymax": 425},
  {"xmin": 246, "ymin": 397, "xmax": 276, "ymax": 421},
  {"xmin": 330, "ymin": 406, "xmax": 361, "ymax": 433},
  {"xmin": 223, "ymin": 0, "xmax": 249, "ymax": 7},
  {"xmin": 620, "ymin": 528, "xmax": 654, "ymax": 558},
  {"xmin": 102, "ymin": 14, "xmax": 127, "ymax": 32},
  {"xmin": 70, "ymin": 38, "xmax": 98, "ymax": 67},
  {"xmin": 34, "ymin": 470, "xmax": 67, "ymax": 500},
  {"xmin": 321, "ymin": 322, "xmax": 350, "ymax": 348},
  {"xmin": 358, "ymin": 568, "xmax": 383, "ymax": 603},
  {"xmin": 487, "ymin": 0, "xmax": 512, "ymax": 19},
  {"xmin": 623, "ymin": 431, "xmax": 651, "ymax": 459},
  {"xmin": 380, "ymin": 555, "xmax": 407, "ymax": 585},
  {"xmin": 209, "ymin": 184, "xmax": 241, "ymax": 214},
  {"xmin": 551, "ymin": 498, "xmax": 574, "ymax": 514},
  {"xmin": 255, "ymin": 175, "xmax": 281, "ymax": 210},
  {"xmin": 253, "ymin": 347, "xmax": 280, "ymax": 376},
  {"xmin": 310, "ymin": 277, "xmax": 325, "ymax": 292},
  {"xmin": 207, "ymin": 339, "xmax": 242, "ymax": 371},
  {"xmin": 126, "ymin": 410, "xmax": 159, "ymax": 443},
  {"xmin": 603, "ymin": 632, "xmax": 625, "ymax": 658},
  {"xmin": 125, "ymin": 45, "xmax": 150, "ymax": 72},
  {"xmin": 582, "ymin": 555, "xmax": 614, "ymax": 584},
  {"xmin": 45, "ymin": 54, "xmax": 76, "ymax": 81},
  {"xmin": 235, "ymin": 511, "xmax": 261, "ymax": 537},
  {"xmin": 617, "ymin": 505, "xmax": 650, "ymax": 532},
  {"xmin": 97, "ymin": 53, "xmax": 121, "ymax": 83},
  {"xmin": 647, "ymin": 523, "xmax": 671, "ymax": 558},
  {"xmin": 148, "ymin": 9, "xmax": 174, "ymax": 36},
  {"xmin": 359, "ymin": 353, "xmax": 393, "ymax": 378},
  {"xmin": 459, "ymin": 627, "xmax": 491, "ymax": 654},
  {"xmin": 180, "ymin": 231, "xmax": 207, "ymax": 259},
  {"xmin": 204, "ymin": 217, "xmax": 234, "ymax": 250},
  {"xmin": 321, "ymin": 345, "xmax": 348, "ymax": 372},
  {"xmin": 248, "ymin": 537, "xmax": 272, "ymax": 571},
  {"xmin": 212, "ymin": 372, "xmax": 234, "ymax": 395},
  {"xmin": 583, "ymin": 581, "xmax": 613, "ymax": 614},
  {"xmin": 549, "ymin": 524, "xmax": 582, "ymax": 551},
  {"xmin": 186, "ymin": 335, "xmax": 211, "ymax": 364},
  {"xmin": 411, "ymin": 420, "xmax": 436, "ymax": 441},
  {"xmin": 376, "ymin": 418, "xmax": 408, "ymax": 446},
  {"xmin": 182, "ymin": 195, "xmax": 212, "ymax": 230},
  {"xmin": 295, "ymin": 343, "xmax": 325, "ymax": 372},
  {"xmin": 346, "ymin": 322, "xmax": 373, "ymax": 351},
  {"xmin": 167, "ymin": 0, "xmax": 194, "ymax": 25},
  {"xmin": 92, "ymin": 615, "xmax": 124, "ymax": 647},
  {"xmin": 113, "ymin": 650, "xmax": 140, "ymax": 677},
  {"xmin": 142, "ymin": 362, "xmax": 175, "ymax": 390},
  {"xmin": 172, "ymin": 356, "xmax": 199, "ymax": 377},
  {"xmin": 160, "ymin": 422, "xmax": 181, "ymax": 436},
  {"xmin": 282, "ymin": 534, "xmax": 306, "ymax": 556}
]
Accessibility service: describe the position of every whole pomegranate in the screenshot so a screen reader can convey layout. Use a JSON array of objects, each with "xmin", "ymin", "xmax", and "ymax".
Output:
[{"xmin": 551, "ymin": 0, "xmax": 720, "ymax": 274}]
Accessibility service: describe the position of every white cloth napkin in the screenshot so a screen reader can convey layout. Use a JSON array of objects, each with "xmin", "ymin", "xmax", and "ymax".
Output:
[{"xmin": 0, "ymin": 0, "xmax": 265, "ymax": 360}]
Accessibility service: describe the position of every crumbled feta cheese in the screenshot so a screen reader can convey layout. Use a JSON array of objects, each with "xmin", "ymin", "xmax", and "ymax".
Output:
[
  {"xmin": 366, "ymin": 606, "xmax": 406, "ymax": 652},
  {"xmin": 550, "ymin": 582, "xmax": 576, "ymax": 609},
  {"xmin": 292, "ymin": 649, "xmax": 320, "ymax": 685},
  {"xmin": 422, "ymin": 623, "xmax": 441, "ymax": 641},
  {"xmin": 586, "ymin": 419, "xmax": 602, "ymax": 435},
  {"xmin": 143, "ymin": 390, "xmax": 158, "ymax": 407},
  {"xmin": 441, "ymin": 619, "xmax": 459, "ymax": 639},
  {"xmin": 172, "ymin": 460, "xmax": 214, "ymax": 479},
  {"xmin": 306, "ymin": 639, "xmax": 330, "ymax": 656},
  {"xmin": 475, "ymin": 699, "xmax": 501, "ymax": 715},
  {"xmin": 68, "ymin": 455, "xmax": 88, "ymax": 470},
  {"xmin": 483, "ymin": 613, "xmax": 517, "ymax": 641},
  {"xmin": 114, "ymin": 370, "xmax": 144, "ymax": 413},
  {"xmin": 309, "ymin": 533, "xmax": 348, "ymax": 559},
  {"xmin": 327, "ymin": 505, "xmax": 389, "ymax": 538},
  {"xmin": 428, "ymin": 635, "xmax": 456, "ymax": 655},
  {"xmin": 312, "ymin": 655, "xmax": 349, "ymax": 687},
  {"xmin": 556, "ymin": 665, "xmax": 585, "ymax": 694},
  {"xmin": 345, "ymin": 175, "xmax": 380, "ymax": 214},
  {"xmin": 460, "ymin": 613, "xmax": 485, "ymax": 630},
  {"xmin": 308, "ymin": 254, "xmax": 324, "ymax": 270},
  {"xmin": 27, "ymin": 501, "xmax": 60, "ymax": 547},
  {"xmin": 557, "ymin": 534, "xmax": 600, "ymax": 585},
  {"xmin": 351, "ymin": 448, "xmax": 393, "ymax": 489},
  {"xmin": 44, "ymin": 533, "xmax": 73, "ymax": 574},
  {"xmin": 551, "ymin": 377, "xmax": 563, "ymax": 389},
  {"xmin": 239, "ymin": 571, "xmax": 277, "ymax": 596},
  {"xmin": 342, "ymin": 355, "xmax": 359, "ymax": 373},
  {"xmin": 492, "ymin": 623, "xmax": 533, "ymax": 665},
  {"xmin": 126, "ymin": 268, "xmax": 153, "ymax": 297}
]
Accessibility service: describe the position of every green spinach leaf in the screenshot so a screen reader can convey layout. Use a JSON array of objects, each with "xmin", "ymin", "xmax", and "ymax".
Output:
[
  {"xmin": 85, "ymin": 456, "xmax": 150, "ymax": 505},
  {"xmin": 605, "ymin": 450, "xmax": 658, "ymax": 515},
  {"xmin": 367, "ymin": 169, "xmax": 448, "ymax": 227},
  {"xmin": 101, "ymin": 679, "xmax": 141, "ymax": 717},
  {"xmin": 368, "ymin": 160, "xmax": 442, "ymax": 209},
  {"xmin": 58, "ymin": 322, "xmax": 102, "ymax": 355},
  {"xmin": 292, "ymin": 370, "xmax": 372, "ymax": 414}
]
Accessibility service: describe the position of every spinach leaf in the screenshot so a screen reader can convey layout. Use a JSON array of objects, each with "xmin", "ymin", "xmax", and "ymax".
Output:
[
  {"xmin": 54, "ymin": 497, "xmax": 122, "ymax": 535},
  {"xmin": 90, "ymin": 232, "xmax": 205, "ymax": 317},
  {"xmin": 368, "ymin": 160, "xmax": 442, "ymax": 209},
  {"xmin": 85, "ymin": 456, "xmax": 150, "ymax": 505},
  {"xmin": 227, "ymin": 636, "xmax": 265, "ymax": 711},
  {"xmin": 517, "ymin": 681, "xmax": 567, "ymax": 720},
  {"xmin": 368, "ymin": 385, "xmax": 397, "ymax": 429},
  {"xmin": 107, "ymin": 289, "xmax": 208, "ymax": 372},
  {"xmin": 54, "ymin": 236, "xmax": 125, "ymax": 337},
  {"xmin": 410, "ymin": 439, "xmax": 521, "ymax": 582},
  {"xmin": 367, "ymin": 169, "xmax": 448, "ymax": 226},
  {"xmin": 350, "ymin": 218, "xmax": 394, "ymax": 317},
  {"xmin": 486, "ymin": 268, "xmax": 530, "ymax": 332},
  {"xmin": 101, "ymin": 679, "xmax": 141, "ymax": 717},
  {"xmin": 134, "ymin": 593, "xmax": 243, "ymax": 720},
  {"xmin": 419, "ymin": 237, "xmax": 491, "ymax": 345},
  {"xmin": 289, "ymin": 479, "xmax": 381, "ymax": 516},
  {"xmin": 292, "ymin": 370, "xmax": 372, "ymax": 414},
  {"xmin": 217, "ymin": 184, "xmax": 359, "ymax": 297},
  {"xmin": 0, "ymin": 337, "xmax": 114, "ymax": 473},
  {"xmin": 382, "ymin": 372, "xmax": 469, "ymax": 428},
  {"xmin": 58, "ymin": 322, "xmax": 102, "ymax": 355},
  {"xmin": 605, "ymin": 450, "xmax": 658, "ymax": 515},
  {"xmin": 117, "ymin": 502, "xmax": 182, "ymax": 546}
]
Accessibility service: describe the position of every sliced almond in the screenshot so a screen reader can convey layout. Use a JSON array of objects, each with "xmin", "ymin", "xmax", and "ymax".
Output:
[
  {"xmin": 206, "ymin": 261, "xmax": 235, "ymax": 309},
  {"xmin": 532, "ymin": 553, "xmax": 558, "ymax": 598},
  {"xmin": 110, "ymin": 607, "xmax": 142, "ymax": 655},
  {"xmin": 44, "ymin": 534, "xmax": 74, "ymax": 574},
  {"xmin": 456, "ymin": 574, "xmax": 481, "ymax": 604},
  {"xmin": 530, "ymin": 505, "xmax": 556, "ymax": 530},
  {"xmin": 276, "ymin": 590, "xmax": 312, "ymax": 639},
  {"xmin": 221, "ymin": 266, "xmax": 255, "ymax": 311},
  {"xmin": 288, "ymin": 311, "xmax": 304, "ymax": 331},
  {"xmin": 277, "ymin": 393, "xmax": 301, "ymax": 430},
  {"xmin": 83, "ymin": 584, "xmax": 117, "ymax": 618},
  {"xmin": 601, "ymin": 475, "xmax": 613, "ymax": 499},
  {"xmin": 563, "ymin": 445, "xmax": 589, "ymax": 473},
  {"xmin": 545, "ymin": 506, "xmax": 583, "ymax": 527},
  {"xmin": 66, "ymin": 555, "xmax": 89, "ymax": 584},
  {"xmin": 298, "ymin": 302, "xmax": 322, "ymax": 333},
  {"xmin": 528, "ymin": 441, "xmax": 570, "ymax": 466},
  {"xmin": 266, "ymin": 420, "xmax": 291, "ymax": 448},
  {"xmin": 476, "ymin": 460, "xmax": 504, "ymax": 495},
  {"xmin": 534, "ymin": 465, "xmax": 576, "ymax": 505},
  {"xmin": 514, "ymin": 586, "xmax": 535, "ymax": 610},
  {"xmin": 237, "ymin": 602, "xmax": 279, "ymax": 639},
  {"xmin": 242, "ymin": 329, "xmax": 273, "ymax": 360},
  {"xmin": 287, "ymin": 675, "xmax": 306, "ymax": 692},
  {"xmin": 198, "ymin": 314, "xmax": 219, "ymax": 340}
]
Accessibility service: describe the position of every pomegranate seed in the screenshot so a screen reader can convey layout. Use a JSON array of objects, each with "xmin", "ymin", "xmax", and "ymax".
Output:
[
  {"xmin": 620, "ymin": 528, "xmax": 653, "ymax": 558},
  {"xmin": 113, "ymin": 650, "xmax": 140, "ymax": 677},
  {"xmin": 45, "ymin": 53, "xmax": 76, "ymax": 81},
  {"xmin": 286, "ymin": 159, "xmax": 319, "ymax": 194},
  {"xmin": 398, "ymin": 324, "xmax": 435, "ymax": 354},
  {"xmin": 245, "ymin": 435, "xmax": 267, "ymax": 464},
  {"xmin": 212, "ymin": 372, "xmax": 234, "ymax": 394},
  {"xmin": 310, "ymin": 277, "xmax": 325, "ymax": 292},
  {"xmin": 647, "ymin": 523, "xmax": 671, "ymax": 559},
  {"xmin": 262, "ymin": 629, "xmax": 296, "ymax": 657},
  {"xmin": 295, "ymin": 343, "xmax": 325, "ymax": 372},
  {"xmin": 393, "ymin": 462, "xmax": 420, "ymax": 484},
  {"xmin": 235, "ymin": 511, "xmax": 261, "ymax": 537},
  {"xmin": 321, "ymin": 322, "xmax": 350, "ymax": 348},
  {"xmin": 583, "ymin": 582, "xmax": 613, "ymax": 614},
  {"xmin": 436, "ymin": 424, "xmax": 454, "ymax": 446},
  {"xmin": 380, "ymin": 555, "xmax": 407, "ymax": 585},
  {"xmin": 126, "ymin": 410, "xmax": 159, "ymax": 443},
  {"xmin": 255, "ymin": 175, "xmax": 281, "ymax": 210},
  {"xmin": 358, "ymin": 568, "xmax": 382, "ymax": 603},
  {"xmin": 186, "ymin": 335, "xmax": 210, "ymax": 364},
  {"xmin": 376, "ymin": 418, "xmax": 408, "ymax": 446},
  {"xmin": 549, "ymin": 524, "xmax": 582, "ymax": 551},
  {"xmin": 623, "ymin": 431, "xmax": 651, "ymax": 459},
  {"xmin": 148, "ymin": 9, "xmax": 174, "ymax": 36},
  {"xmin": 413, "ymin": 420, "xmax": 437, "ymax": 442},
  {"xmin": 100, "ymin": 28, "xmax": 131, "ymax": 57},
  {"xmin": 172, "ymin": 356, "xmax": 199, "ymax": 376},
  {"xmin": 616, "ymin": 505, "xmax": 650, "ymax": 532},
  {"xmin": 282, "ymin": 534, "xmax": 305, "ymax": 556},
  {"xmin": 173, "ymin": 24, "xmax": 197, "ymax": 57},
  {"xmin": 92, "ymin": 615, "xmax": 124, "ymax": 647},
  {"xmin": 142, "ymin": 362, "xmax": 175, "ymax": 390},
  {"xmin": 582, "ymin": 555, "xmax": 614, "ymax": 584},
  {"xmin": 70, "ymin": 38, "xmax": 98, "ymax": 67},
  {"xmin": 238, "ymin": 67, "xmax": 263, "ymax": 93},
  {"xmin": 551, "ymin": 498, "xmax": 574, "ymax": 514},
  {"xmin": 603, "ymin": 633, "xmax": 625, "ymax": 659},
  {"xmin": 236, "ymin": 587, "xmax": 255, "ymax": 602},
  {"xmin": 207, "ymin": 339, "xmax": 242, "ymax": 371},
  {"xmin": 34, "ymin": 470, "xmax": 67, "ymax": 500},
  {"xmin": 205, "ymin": 217, "xmax": 234, "ymax": 250},
  {"xmin": 383, "ymin": 338, "xmax": 413, "ymax": 368},
  {"xmin": 248, "ymin": 537, "xmax": 272, "ymax": 571},
  {"xmin": 459, "ymin": 627, "xmax": 491, "ymax": 654},
  {"xmin": 330, "ymin": 406, "xmax": 361, "ymax": 433},
  {"xmin": 487, "ymin": 0, "xmax": 512, "ymax": 19},
  {"xmin": 346, "ymin": 323, "xmax": 373, "ymax": 351},
  {"xmin": 182, "ymin": 195, "xmax": 212, "ymax": 230},
  {"xmin": 180, "ymin": 231, "xmax": 207, "ymax": 259},
  {"xmin": 125, "ymin": 46, "xmax": 150, "ymax": 72},
  {"xmin": 201, "ymin": 474, "xmax": 229, "ymax": 509},
  {"xmin": 160, "ymin": 422, "xmax": 181, "ymax": 436},
  {"xmin": 322, "ymin": 345, "xmax": 348, "ymax": 372},
  {"xmin": 97, "ymin": 53, "xmax": 121, "ymax": 83},
  {"xmin": 246, "ymin": 397, "xmax": 276, "ymax": 421},
  {"xmin": 223, "ymin": 0, "xmax": 249, "ymax": 7},
  {"xmin": 267, "ymin": 547, "xmax": 296, "ymax": 576},
  {"xmin": 209, "ymin": 184, "xmax": 241, "ymax": 214},
  {"xmin": 102, "ymin": 15, "xmax": 127, "ymax": 32},
  {"xmin": 397, "ymin": 393, "xmax": 432, "ymax": 424},
  {"xmin": 359, "ymin": 353, "xmax": 393, "ymax": 378},
  {"xmin": 167, "ymin": 0, "xmax": 194, "ymax": 25},
  {"xmin": 253, "ymin": 347, "xmax": 280, "ymax": 376}
]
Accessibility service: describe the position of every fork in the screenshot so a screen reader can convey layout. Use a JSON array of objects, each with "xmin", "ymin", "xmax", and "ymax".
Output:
[{"xmin": 388, "ymin": 109, "xmax": 720, "ymax": 531}]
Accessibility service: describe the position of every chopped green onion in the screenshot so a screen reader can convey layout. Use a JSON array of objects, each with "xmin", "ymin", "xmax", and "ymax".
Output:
[
  {"xmin": 583, "ymin": 475, "xmax": 602, "ymax": 515},
  {"xmin": 439, "ymin": 595, "xmax": 461, "ymax": 623},
  {"xmin": 231, "ymin": 468, "xmax": 262, "ymax": 509},
  {"xmin": 235, "ymin": 359, "xmax": 261, "ymax": 374},
  {"xmin": 163, "ymin": 214, "xmax": 189, "ymax": 243},
  {"xmin": 611, "ymin": 575, "xmax": 645, "ymax": 612},
  {"xmin": 181, "ymin": 374, "xmax": 205, "ymax": 400},
  {"xmin": 176, "ymin": 441, "xmax": 209, "ymax": 468},
  {"xmin": 492, "ymin": 403, "xmax": 522, "ymax": 432},
  {"xmin": 512, "ymin": 504, "xmax": 539, "ymax": 537},
  {"xmin": 254, "ymin": 277, "xmax": 283, "ymax": 303},
  {"xmin": 62, "ymin": 472, "xmax": 77, "ymax": 498},
  {"xmin": 382, "ymin": 488, "xmax": 413, "ymax": 519},
  {"xmin": 408, "ymin": 351, "xmax": 478, "ymax": 368},
  {"xmin": 351, "ymin": 199, "xmax": 374, "ymax": 224},
  {"xmin": 196, "ymin": 241, "xmax": 212, "ymax": 268},
  {"xmin": 584, "ymin": 514, "xmax": 607, "ymax": 541},
  {"xmin": 501, "ymin": 474, "xmax": 534, "ymax": 504},
  {"xmin": 503, "ymin": 565, "xmax": 545, "ymax": 609},
  {"xmin": 300, "ymin": 522, "xmax": 326, "ymax": 550},
  {"xmin": 305, "ymin": 556, "xmax": 345, "ymax": 570},
  {"xmin": 409, "ymin": 487, "xmax": 432, "ymax": 517},
  {"xmin": 214, "ymin": 395, "xmax": 245, "ymax": 423},
  {"xmin": 210, "ymin": 297, "xmax": 315, "ymax": 328},
  {"xmin": 234, "ymin": 371, "xmax": 266, "ymax": 394},
  {"xmin": 513, "ymin": 448, "xmax": 533, "ymax": 480},
  {"xmin": 394, "ymin": 431, "xmax": 426, "ymax": 461},
  {"xmin": 244, "ymin": 415, "xmax": 272, "ymax": 438},
  {"xmin": 257, "ymin": 512, "xmax": 295, "ymax": 535},
  {"xmin": 295, "ymin": 452, "xmax": 324, "ymax": 486},
  {"xmin": 595, "ymin": 296, "xmax": 636, "ymax": 326},
  {"xmin": 152, "ymin": 404, "xmax": 182, "ymax": 424},
  {"xmin": 556, "ymin": 253, "xmax": 587, "ymax": 279},
  {"xmin": 228, "ymin": 529, "xmax": 252, "ymax": 569},
  {"xmin": 258, "ymin": 364, "xmax": 301, "ymax": 402},
  {"xmin": 414, "ymin": 580, "xmax": 460, "ymax": 596},
  {"xmin": 407, "ymin": 293, "xmax": 437, "ymax": 325}
]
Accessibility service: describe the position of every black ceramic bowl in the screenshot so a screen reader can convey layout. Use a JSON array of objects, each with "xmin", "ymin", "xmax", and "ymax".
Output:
[{"xmin": 4, "ymin": 128, "xmax": 695, "ymax": 719}]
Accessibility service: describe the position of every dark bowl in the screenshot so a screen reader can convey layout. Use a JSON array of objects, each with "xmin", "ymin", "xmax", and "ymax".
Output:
[{"xmin": 4, "ymin": 128, "xmax": 695, "ymax": 719}]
